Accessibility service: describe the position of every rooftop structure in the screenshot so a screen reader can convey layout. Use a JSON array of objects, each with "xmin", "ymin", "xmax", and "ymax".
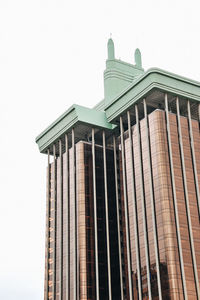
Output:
[
  {"xmin": 36, "ymin": 39, "xmax": 200, "ymax": 300},
  {"xmin": 36, "ymin": 39, "xmax": 200, "ymax": 155}
]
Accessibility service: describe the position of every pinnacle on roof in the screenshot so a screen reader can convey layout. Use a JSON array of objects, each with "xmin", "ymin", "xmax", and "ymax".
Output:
[
  {"xmin": 107, "ymin": 38, "xmax": 115, "ymax": 60},
  {"xmin": 135, "ymin": 48, "xmax": 142, "ymax": 68}
]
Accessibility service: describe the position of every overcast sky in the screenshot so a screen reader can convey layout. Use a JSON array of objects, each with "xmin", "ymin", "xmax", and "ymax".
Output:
[{"xmin": 1, "ymin": 0, "xmax": 200, "ymax": 299}]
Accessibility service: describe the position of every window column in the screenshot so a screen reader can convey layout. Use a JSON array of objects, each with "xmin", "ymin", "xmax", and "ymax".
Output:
[
  {"xmin": 113, "ymin": 135, "xmax": 124, "ymax": 300},
  {"xmin": 120, "ymin": 116, "xmax": 133, "ymax": 300},
  {"xmin": 143, "ymin": 99, "xmax": 162, "ymax": 300},
  {"xmin": 127, "ymin": 110, "xmax": 142, "ymax": 300},
  {"xmin": 164, "ymin": 93, "xmax": 188, "ymax": 299},
  {"xmin": 92, "ymin": 128, "xmax": 100, "ymax": 300},
  {"xmin": 176, "ymin": 97, "xmax": 200, "ymax": 299},
  {"xmin": 135, "ymin": 104, "xmax": 152, "ymax": 300},
  {"xmin": 65, "ymin": 134, "xmax": 69, "ymax": 300},
  {"xmin": 103, "ymin": 130, "xmax": 112, "ymax": 300}
]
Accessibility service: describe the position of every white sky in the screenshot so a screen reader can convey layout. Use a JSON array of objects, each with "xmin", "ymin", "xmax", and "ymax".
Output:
[{"xmin": 1, "ymin": 0, "xmax": 200, "ymax": 299}]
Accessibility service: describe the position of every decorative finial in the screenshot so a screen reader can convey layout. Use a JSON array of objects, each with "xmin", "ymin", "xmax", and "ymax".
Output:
[
  {"xmin": 135, "ymin": 48, "xmax": 142, "ymax": 68},
  {"xmin": 107, "ymin": 37, "xmax": 115, "ymax": 60}
]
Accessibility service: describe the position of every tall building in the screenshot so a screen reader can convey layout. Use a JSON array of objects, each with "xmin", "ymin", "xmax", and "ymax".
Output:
[{"xmin": 36, "ymin": 39, "xmax": 200, "ymax": 300}]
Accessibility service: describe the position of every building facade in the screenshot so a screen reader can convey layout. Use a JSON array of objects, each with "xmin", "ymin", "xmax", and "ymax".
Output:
[{"xmin": 36, "ymin": 39, "xmax": 200, "ymax": 300}]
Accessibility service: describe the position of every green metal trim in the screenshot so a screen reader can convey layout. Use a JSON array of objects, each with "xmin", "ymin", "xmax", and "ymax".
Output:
[
  {"xmin": 93, "ymin": 99, "xmax": 105, "ymax": 111},
  {"xmin": 105, "ymin": 68, "xmax": 200, "ymax": 122},
  {"xmin": 36, "ymin": 104, "xmax": 115, "ymax": 153},
  {"xmin": 36, "ymin": 105, "xmax": 77, "ymax": 142},
  {"xmin": 106, "ymin": 58, "xmax": 144, "ymax": 73},
  {"xmin": 75, "ymin": 105, "xmax": 114, "ymax": 129},
  {"xmin": 36, "ymin": 66, "xmax": 200, "ymax": 154}
]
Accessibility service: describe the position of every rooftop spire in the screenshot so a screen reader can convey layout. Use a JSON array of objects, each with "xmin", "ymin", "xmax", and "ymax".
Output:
[
  {"xmin": 135, "ymin": 48, "xmax": 142, "ymax": 68},
  {"xmin": 107, "ymin": 38, "xmax": 115, "ymax": 60}
]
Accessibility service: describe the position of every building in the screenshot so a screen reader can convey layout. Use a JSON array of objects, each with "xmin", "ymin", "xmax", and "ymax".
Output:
[{"xmin": 36, "ymin": 39, "xmax": 200, "ymax": 300}]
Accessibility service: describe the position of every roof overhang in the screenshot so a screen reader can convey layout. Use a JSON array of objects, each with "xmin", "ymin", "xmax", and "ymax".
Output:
[
  {"xmin": 36, "ymin": 104, "xmax": 115, "ymax": 153},
  {"xmin": 36, "ymin": 67, "xmax": 200, "ymax": 154},
  {"xmin": 105, "ymin": 68, "xmax": 200, "ymax": 122}
]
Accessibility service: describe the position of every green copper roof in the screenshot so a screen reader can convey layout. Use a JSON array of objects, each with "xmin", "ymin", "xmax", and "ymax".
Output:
[
  {"xmin": 36, "ymin": 39, "xmax": 200, "ymax": 154},
  {"xmin": 105, "ymin": 67, "xmax": 200, "ymax": 122},
  {"xmin": 36, "ymin": 104, "xmax": 115, "ymax": 153}
]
